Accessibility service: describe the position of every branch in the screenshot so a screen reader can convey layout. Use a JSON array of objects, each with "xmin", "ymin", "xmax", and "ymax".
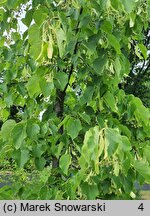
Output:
[
  {"xmin": 53, "ymin": 7, "xmax": 83, "ymax": 169},
  {"xmin": 63, "ymin": 7, "xmax": 83, "ymax": 93}
]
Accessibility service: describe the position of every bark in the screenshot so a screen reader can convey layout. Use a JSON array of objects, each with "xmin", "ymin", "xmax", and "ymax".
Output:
[{"xmin": 52, "ymin": 90, "xmax": 66, "ymax": 168}]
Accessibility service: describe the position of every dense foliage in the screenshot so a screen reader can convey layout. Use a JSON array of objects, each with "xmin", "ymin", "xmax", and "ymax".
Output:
[
  {"xmin": 124, "ymin": 28, "xmax": 150, "ymax": 107},
  {"xmin": 0, "ymin": 0, "xmax": 150, "ymax": 199}
]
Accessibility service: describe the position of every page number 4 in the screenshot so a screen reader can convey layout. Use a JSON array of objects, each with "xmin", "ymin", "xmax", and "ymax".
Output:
[{"xmin": 138, "ymin": 203, "xmax": 144, "ymax": 211}]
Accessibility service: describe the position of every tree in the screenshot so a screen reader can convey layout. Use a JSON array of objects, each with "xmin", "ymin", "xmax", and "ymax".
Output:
[{"xmin": 0, "ymin": 0, "xmax": 150, "ymax": 199}]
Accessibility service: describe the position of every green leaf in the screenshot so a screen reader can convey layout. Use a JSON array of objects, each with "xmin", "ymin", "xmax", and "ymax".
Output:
[
  {"xmin": 133, "ymin": 97, "xmax": 150, "ymax": 125},
  {"xmin": 101, "ymin": 20, "xmax": 113, "ymax": 33},
  {"xmin": 11, "ymin": 123, "xmax": 27, "ymax": 149},
  {"xmin": 32, "ymin": 143, "xmax": 46, "ymax": 158},
  {"xmin": 54, "ymin": 72, "xmax": 68, "ymax": 91},
  {"xmin": 118, "ymin": 125, "xmax": 131, "ymax": 138},
  {"xmin": 30, "ymin": 41, "xmax": 43, "ymax": 60},
  {"xmin": 13, "ymin": 149, "xmax": 29, "ymax": 168},
  {"xmin": 42, "ymin": 105, "xmax": 53, "ymax": 121},
  {"xmin": 39, "ymin": 186, "xmax": 48, "ymax": 199},
  {"xmin": 28, "ymin": 24, "xmax": 41, "ymax": 45},
  {"xmin": 114, "ymin": 57, "xmax": 121, "ymax": 78},
  {"xmin": 110, "ymin": 0, "xmax": 120, "ymax": 10},
  {"xmin": 138, "ymin": 44, "xmax": 148, "ymax": 60},
  {"xmin": 143, "ymin": 146, "xmax": 150, "ymax": 163},
  {"xmin": 105, "ymin": 128, "xmax": 121, "ymax": 157},
  {"xmin": 35, "ymin": 157, "xmax": 46, "ymax": 171},
  {"xmin": 7, "ymin": 0, "xmax": 22, "ymax": 9},
  {"xmin": 121, "ymin": 0, "xmax": 136, "ymax": 13},
  {"xmin": 59, "ymin": 154, "xmax": 71, "ymax": 175},
  {"xmin": 40, "ymin": 167, "xmax": 51, "ymax": 184},
  {"xmin": 4, "ymin": 93, "xmax": 14, "ymax": 107},
  {"xmin": 0, "ymin": 186, "xmax": 13, "ymax": 200},
  {"xmin": 83, "ymin": 126, "xmax": 100, "ymax": 154},
  {"xmin": 81, "ymin": 182, "xmax": 99, "ymax": 199},
  {"xmin": 129, "ymin": 13, "xmax": 136, "ymax": 27},
  {"xmin": 0, "ymin": 8, "xmax": 4, "ymax": 22},
  {"xmin": 0, "ymin": 109, "xmax": 9, "ymax": 121},
  {"xmin": 135, "ymin": 45, "xmax": 143, "ymax": 59},
  {"xmin": 22, "ymin": 9, "xmax": 33, "ymax": 27},
  {"xmin": 55, "ymin": 142, "xmax": 64, "ymax": 159},
  {"xmin": 56, "ymin": 28, "xmax": 66, "ymax": 58},
  {"xmin": 93, "ymin": 55, "xmax": 107, "ymax": 75},
  {"xmin": 107, "ymin": 34, "xmax": 121, "ymax": 54},
  {"xmin": 120, "ymin": 136, "xmax": 131, "ymax": 152},
  {"xmin": 81, "ymin": 126, "xmax": 103, "ymax": 174},
  {"xmin": 28, "ymin": 24, "xmax": 42, "ymax": 60},
  {"xmin": 78, "ymin": 112, "xmax": 91, "ymax": 124},
  {"xmin": 26, "ymin": 119, "xmax": 40, "ymax": 140},
  {"xmin": 66, "ymin": 118, "xmax": 82, "ymax": 139},
  {"xmin": 39, "ymin": 78, "xmax": 53, "ymax": 97},
  {"xmin": 33, "ymin": 7, "xmax": 48, "ymax": 27},
  {"xmin": 85, "ymin": 34, "xmax": 99, "ymax": 55},
  {"xmin": 32, "ymin": 146, "xmax": 42, "ymax": 158},
  {"xmin": 134, "ymin": 160, "xmax": 150, "ymax": 183},
  {"xmin": 0, "ymin": 0, "xmax": 7, "ymax": 6},
  {"xmin": 80, "ymin": 86, "xmax": 94, "ymax": 105},
  {"xmin": 147, "ymin": 1, "xmax": 150, "ymax": 21},
  {"xmin": 26, "ymin": 75, "xmax": 41, "ymax": 97},
  {"xmin": 1, "ymin": 120, "xmax": 16, "ymax": 141},
  {"xmin": 104, "ymin": 91, "xmax": 117, "ymax": 112}
]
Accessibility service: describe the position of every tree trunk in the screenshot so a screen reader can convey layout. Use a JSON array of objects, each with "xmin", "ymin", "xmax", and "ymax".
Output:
[{"xmin": 52, "ymin": 89, "xmax": 66, "ymax": 168}]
